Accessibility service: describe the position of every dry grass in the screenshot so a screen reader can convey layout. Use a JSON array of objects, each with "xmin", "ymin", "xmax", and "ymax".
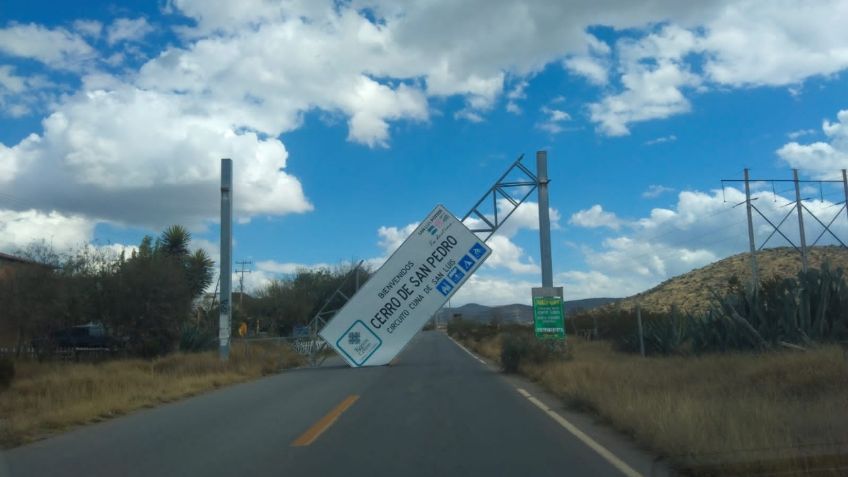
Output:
[
  {"xmin": 465, "ymin": 334, "xmax": 848, "ymax": 474},
  {"xmin": 0, "ymin": 342, "xmax": 304, "ymax": 448}
]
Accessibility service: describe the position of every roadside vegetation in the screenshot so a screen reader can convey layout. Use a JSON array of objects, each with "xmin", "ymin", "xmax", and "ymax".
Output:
[
  {"xmin": 448, "ymin": 264, "xmax": 848, "ymax": 476},
  {"xmin": 0, "ymin": 342, "xmax": 303, "ymax": 447},
  {"xmin": 0, "ymin": 228, "xmax": 366, "ymax": 447}
]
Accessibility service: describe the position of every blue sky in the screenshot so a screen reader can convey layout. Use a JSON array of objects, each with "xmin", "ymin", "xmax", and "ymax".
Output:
[{"xmin": 2, "ymin": 1, "xmax": 848, "ymax": 304}]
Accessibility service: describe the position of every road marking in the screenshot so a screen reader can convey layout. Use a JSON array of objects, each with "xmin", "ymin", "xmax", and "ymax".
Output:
[
  {"xmin": 446, "ymin": 334, "xmax": 486, "ymax": 364},
  {"xmin": 515, "ymin": 388, "xmax": 643, "ymax": 477},
  {"xmin": 291, "ymin": 395, "xmax": 359, "ymax": 447}
]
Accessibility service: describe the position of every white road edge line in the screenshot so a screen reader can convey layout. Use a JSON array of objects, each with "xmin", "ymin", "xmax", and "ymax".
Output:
[
  {"xmin": 516, "ymin": 388, "xmax": 644, "ymax": 477},
  {"xmin": 447, "ymin": 334, "xmax": 642, "ymax": 477},
  {"xmin": 446, "ymin": 334, "xmax": 486, "ymax": 364}
]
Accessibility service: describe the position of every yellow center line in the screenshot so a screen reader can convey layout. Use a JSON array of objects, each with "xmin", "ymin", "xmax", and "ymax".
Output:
[{"xmin": 291, "ymin": 395, "xmax": 360, "ymax": 447}]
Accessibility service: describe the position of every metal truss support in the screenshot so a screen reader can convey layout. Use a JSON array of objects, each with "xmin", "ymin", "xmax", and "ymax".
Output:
[
  {"xmin": 461, "ymin": 153, "xmax": 539, "ymax": 242},
  {"xmin": 723, "ymin": 169, "xmax": 848, "ymax": 285},
  {"xmin": 301, "ymin": 260, "xmax": 365, "ymax": 366}
]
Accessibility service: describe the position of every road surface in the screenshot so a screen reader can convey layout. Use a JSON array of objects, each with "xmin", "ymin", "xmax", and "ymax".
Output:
[{"xmin": 1, "ymin": 331, "xmax": 661, "ymax": 477}]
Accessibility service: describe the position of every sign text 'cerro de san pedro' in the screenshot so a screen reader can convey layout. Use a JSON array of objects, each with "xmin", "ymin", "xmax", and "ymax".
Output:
[{"xmin": 319, "ymin": 205, "xmax": 491, "ymax": 367}]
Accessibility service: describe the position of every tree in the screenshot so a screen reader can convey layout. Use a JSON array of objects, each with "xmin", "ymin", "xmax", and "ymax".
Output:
[{"xmin": 159, "ymin": 225, "xmax": 191, "ymax": 258}]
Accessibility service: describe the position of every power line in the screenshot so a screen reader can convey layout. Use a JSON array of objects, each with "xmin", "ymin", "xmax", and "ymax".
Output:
[{"xmin": 235, "ymin": 260, "xmax": 253, "ymax": 309}]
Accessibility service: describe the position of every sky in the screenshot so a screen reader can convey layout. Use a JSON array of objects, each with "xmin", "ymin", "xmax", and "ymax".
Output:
[{"xmin": 2, "ymin": 0, "xmax": 848, "ymax": 306}]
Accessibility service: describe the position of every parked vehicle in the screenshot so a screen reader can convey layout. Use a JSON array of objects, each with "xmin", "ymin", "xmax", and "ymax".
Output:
[{"xmin": 32, "ymin": 323, "xmax": 123, "ymax": 360}]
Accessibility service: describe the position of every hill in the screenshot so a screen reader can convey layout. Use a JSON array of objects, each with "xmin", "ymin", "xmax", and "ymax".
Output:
[
  {"xmin": 603, "ymin": 246, "xmax": 848, "ymax": 315},
  {"xmin": 442, "ymin": 297, "xmax": 617, "ymax": 324}
]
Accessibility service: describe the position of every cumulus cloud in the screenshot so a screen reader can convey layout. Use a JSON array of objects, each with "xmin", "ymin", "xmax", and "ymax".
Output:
[
  {"xmin": 570, "ymin": 205, "xmax": 623, "ymax": 230},
  {"xmin": 561, "ymin": 185, "xmax": 848, "ymax": 299},
  {"xmin": 0, "ymin": 209, "xmax": 95, "ymax": 253},
  {"xmin": 451, "ymin": 274, "xmax": 538, "ymax": 306},
  {"xmin": 777, "ymin": 109, "xmax": 848, "ymax": 178},
  {"xmin": 106, "ymin": 17, "xmax": 154, "ymax": 45},
  {"xmin": 585, "ymin": 1, "xmax": 848, "ymax": 135},
  {"xmin": 505, "ymin": 80, "xmax": 528, "ymax": 114},
  {"xmin": 589, "ymin": 25, "xmax": 701, "ymax": 136},
  {"xmin": 5, "ymin": 1, "xmax": 848, "ymax": 291},
  {"xmin": 0, "ymin": 23, "xmax": 95, "ymax": 70},
  {"xmin": 564, "ymin": 35, "xmax": 610, "ymax": 85},
  {"xmin": 1, "ymin": 84, "xmax": 312, "ymax": 229},
  {"xmin": 537, "ymin": 105, "xmax": 572, "ymax": 134}
]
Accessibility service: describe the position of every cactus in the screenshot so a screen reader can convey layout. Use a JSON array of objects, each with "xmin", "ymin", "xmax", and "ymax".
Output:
[{"xmin": 623, "ymin": 263, "xmax": 848, "ymax": 355}]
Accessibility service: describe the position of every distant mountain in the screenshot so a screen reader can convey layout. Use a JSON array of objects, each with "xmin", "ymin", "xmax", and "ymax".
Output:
[{"xmin": 440, "ymin": 297, "xmax": 617, "ymax": 324}]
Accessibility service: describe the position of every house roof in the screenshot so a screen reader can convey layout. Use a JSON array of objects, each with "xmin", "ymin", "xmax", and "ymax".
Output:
[{"xmin": 0, "ymin": 251, "xmax": 54, "ymax": 268}]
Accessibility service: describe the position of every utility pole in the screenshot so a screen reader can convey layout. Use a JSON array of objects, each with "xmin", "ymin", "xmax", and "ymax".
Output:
[
  {"xmin": 537, "ymin": 151, "xmax": 553, "ymax": 288},
  {"xmin": 235, "ymin": 260, "xmax": 253, "ymax": 309},
  {"xmin": 743, "ymin": 168, "xmax": 759, "ymax": 290},
  {"xmin": 842, "ymin": 169, "xmax": 848, "ymax": 226},
  {"xmin": 793, "ymin": 169, "xmax": 809, "ymax": 272},
  {"xmin": 219, "ymin": 159, "xmax": 233, "ymax": 361}
]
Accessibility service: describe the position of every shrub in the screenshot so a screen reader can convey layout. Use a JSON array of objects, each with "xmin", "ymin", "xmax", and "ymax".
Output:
[
  {"xmin": 500, "ymin": 332, "xmax": 563, "ymax": 373},
  {"xmin": 0, "ymin": 357, "xmax": 15, "ymax": 391},
  {"xmin": 179, "ymin": 326, "xmax": 217, "ymax": 352}
]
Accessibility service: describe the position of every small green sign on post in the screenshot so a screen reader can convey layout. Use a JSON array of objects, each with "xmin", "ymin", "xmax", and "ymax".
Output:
[{"xmin": 532, "ymin": 287, "xmax": 565, "ymax": 340}]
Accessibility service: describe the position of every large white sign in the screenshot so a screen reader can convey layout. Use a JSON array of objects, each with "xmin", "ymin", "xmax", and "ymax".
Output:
[{"xmin": 319, "ymin": 205, "xmax": 491, "ymax": 367}]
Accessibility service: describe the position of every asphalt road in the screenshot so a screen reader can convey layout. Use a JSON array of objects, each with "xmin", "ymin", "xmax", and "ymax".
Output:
[{"xmin": 1, "ymin": 331, "xmax": 659, "ymax": 477}]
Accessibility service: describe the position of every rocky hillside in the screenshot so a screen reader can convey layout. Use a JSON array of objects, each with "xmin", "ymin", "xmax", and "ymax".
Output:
[{"xmin": 605, "ymin": 246, "xmax": 848, "ymax": 314}]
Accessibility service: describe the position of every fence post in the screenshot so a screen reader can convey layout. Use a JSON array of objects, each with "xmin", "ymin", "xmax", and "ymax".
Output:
[{"xmin": 637, "ymin": 304, "xmax": 645, "ymax": 357}]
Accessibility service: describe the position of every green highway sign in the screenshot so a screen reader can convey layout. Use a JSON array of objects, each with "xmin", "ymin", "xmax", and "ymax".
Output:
[{"xmin": 532, "ymin": 289, "xmax": 565, "ymax": 340}]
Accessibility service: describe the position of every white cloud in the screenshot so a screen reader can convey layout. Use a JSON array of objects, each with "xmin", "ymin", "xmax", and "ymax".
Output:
[
  {"xmin": 0, "ymin": 209, "xmax": 95, "ymax": 253},
  {"xmin": 73, "ymin": 20, "xmax": 103, "ymax": 38},
  {"xmin": 642, "ymin": 184, "xmax": 675, "ymax": 198},
  {"xmin": 2, "ymin": 84, "xmax": 312, "ymax": 228},
  {"xmin": 564, "ymin": 56, "xmax": 609, "ymax": 85},
  {"xmin": 377, "ymin": 222, "xmax": 420, "ymax": 256},
  {"xmin": 645, "ymin": 135, "xmax": 677, "ymax": 145},
  {"xmin": 450, "ymin": 274, "xmax": 537, "ymax": 306},
  {"xmin": 700, "ymin": 1, "xmax": 848, "ymax": 87},
  {"xmin": 777, "ymin": 109, "xmax": 848, "ymax": 178},
  {"xmin": 788, "ymin": 129, "xmax": 816, "ymax": 140},
  {"xmin": 505, "ymin": 80, "xmax": 528, "ymax": 114},
  {"xmin": 482, "ymin": 235, "xmax": 539, "ymax": 275},
  {"xmin": 561, "ymin": 184, "xmax": 848, "ymax": 298},
  {"xmin": 0, "ymin": 23, "xmax": 95, "ymax": 70},
  {"xmin": 589, "ymin": 25, "xmax": 701, "ymax": 136},
  {"xmin": 537, "ymin": 105, "xmax": 572, "ymax": 134},
  {"xmin": 255, "ymin": 260, "xmax": 333, "ymax": 275},
  {"xmin": 107, "ymin": 17, "xmax": 154, "ymax": 45},
  {"xmin": 570, "ymin": 205, "xmax": 623, "ymax": 230},
  {"xmin": 0, "ymin": 65, "xmax": 58, "ymax": 118},
  {"xmin": 5, "ymin": 1, "xmax": 848, "ymax": 269}
]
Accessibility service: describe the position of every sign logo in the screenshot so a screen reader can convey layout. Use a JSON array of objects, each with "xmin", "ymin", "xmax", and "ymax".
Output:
[
  {"xmin": 469, "ymin": 243, "xmax": 487, "ymax": 260},
  {"xmin": 448, "ymin": 267, "xmax": 465, "ymax": 285},
  {"xmin": 458, "ymin": 254, "xmax": 475, "ymax": 272},
  {"xmin": 336, "ymin": 320, "xmax": 382, "ymax": 366},
  {"xmin": 427, "ymin": 225, "xmax": 438, "ymax": 235},
  {"xmin": 436, "ymin": 279, "xmax": 454, "ymax": 296}
]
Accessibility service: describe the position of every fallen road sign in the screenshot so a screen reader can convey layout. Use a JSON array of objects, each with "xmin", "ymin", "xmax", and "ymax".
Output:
[{"xmin": 319, "ymin": 204, "xmax": 491, "ymax": 367}]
